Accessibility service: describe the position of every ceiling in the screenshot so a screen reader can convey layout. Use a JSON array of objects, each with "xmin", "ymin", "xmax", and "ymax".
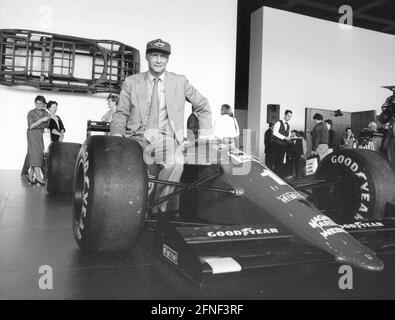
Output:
[{"xmin": 235, "ymin": 0, "xmax": 395, "ymax": 109}]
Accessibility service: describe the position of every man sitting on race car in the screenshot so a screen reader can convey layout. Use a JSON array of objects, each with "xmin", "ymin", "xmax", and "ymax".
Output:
[{"xmin": 110, "ymin": 39, "xmax": 213, "ymax": 212}]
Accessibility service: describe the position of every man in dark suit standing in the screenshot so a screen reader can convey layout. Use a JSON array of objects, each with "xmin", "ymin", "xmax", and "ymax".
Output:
[
  {"xmin": 111, "ymin": 39, "xmax": 213, "ymax": 212},
  {"xmin": 324, "ymin": 119, "xmax": 336, "ymax": 150},
  {"xmin": 264, "ymin": 123, "xmax": 274, "ymax": 170},
  {"xmin": 311, "ymin": 113, "xmax": 329, "ymax": 160},
  {"xmin": 271, "ymin": 110, "xmax": 292, "ymax": 177}
]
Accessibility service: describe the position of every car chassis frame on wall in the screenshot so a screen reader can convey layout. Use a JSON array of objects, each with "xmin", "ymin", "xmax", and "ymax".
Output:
[{"xmin": 0, "ymin": 29, "xmax": 140, "ymax": 94}]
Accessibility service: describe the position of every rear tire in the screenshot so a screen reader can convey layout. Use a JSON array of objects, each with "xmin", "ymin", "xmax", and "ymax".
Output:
[
  {"xmin": 314, "ymin": 149, "xmax": 395, "ymax": 221},
  {"xmin": 73, "ymin": 136, "xmax": 148, "ymax": 252},
  {"xmin": 46, "ymin": 142, "xmax": 82, "ymax": 195}
]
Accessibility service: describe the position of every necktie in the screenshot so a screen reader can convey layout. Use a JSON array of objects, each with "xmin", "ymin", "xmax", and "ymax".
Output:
[{"xmin": 146, "ymin": 78, "xmax": 159, "ymax": 132}]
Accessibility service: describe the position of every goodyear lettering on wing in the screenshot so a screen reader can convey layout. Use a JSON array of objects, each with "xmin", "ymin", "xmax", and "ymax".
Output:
[
  {"xmin": 341, "ymin": 221, "xmax": 384, "ymax": 230},
  {"xmin": 207, "ymin": 227, "xmax": 279, "ymax": 238}
]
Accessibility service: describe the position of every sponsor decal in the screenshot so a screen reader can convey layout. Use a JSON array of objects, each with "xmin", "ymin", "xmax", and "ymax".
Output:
[
  {"xmin": 309, "ymin": 215, "xmax": 347, "ymax": 239},
  {"xmin": 207, "ymin": 227, "xmax": 279, "ymax": 238},
  {"xmin": 276, "ymin": 191, "xmax": 303, "ymax": 203},
  {"xmin": 227, "ymin": 150, "xmax": 253, "ymax": 163},
  {"xmin": 341, "ymin": 221, "xmax": 384, "ymax": 230},
  {"xmin": 330, "ymin": 155, "xmax": 370, "ymax": 220},
  {"xmin": 162, "ymin": 244, "xmax": 178, "ymax": 265}
]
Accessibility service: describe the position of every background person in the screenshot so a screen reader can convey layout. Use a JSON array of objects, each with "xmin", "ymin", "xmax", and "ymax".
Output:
[
  {"xmin": 214, "ymin": 104, "xmax": 240, "ymax": 145},
  {"xmin": 102, "ymin": 94, "xmax": 119, "ymax": 122},
  {"xmin": 285, "ymin": 130, "xmax": 303, "ymax": 179},
  {"xmin": 324, "ymin": 119, "xmax": 336, "ymax": 152},
  {"xmin": 272, "ymin": 109, "xmax": 292, "ymax": 177},
  {"xmin": 264, "ymin": 123, "xmax": 274, "ymax": 170},
  {"xmin": 26, "ymin": 95, "xmax": 53, "ymax": 185},
  {"xmin": 311, "ymin": 113, "xmax": 329, "ymax": 160},
  {"xmin": 111, "ymin": 38, "xmax": 212, "ymax": 213},
  {"xmin": 47, "ymin": 101, "xmax": 65, "ymax": 142},
  {"xmin": 187, "ymin": 109, "xmax": 199, "ymax": 141},
  {"xmin": 340, "ymin": 127, "xmax": 356, "ymax": 149}
]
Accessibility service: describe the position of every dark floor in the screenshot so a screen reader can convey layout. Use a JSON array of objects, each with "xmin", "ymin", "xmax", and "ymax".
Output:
[{"xmin": 1, "ymin": 169, "xmax": 395, "ymax": 300}]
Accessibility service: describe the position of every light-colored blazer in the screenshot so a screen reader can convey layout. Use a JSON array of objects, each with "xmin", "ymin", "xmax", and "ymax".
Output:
[{"xmin": 111, "ymin": 71, "xmax": 212, "ymax": 144}]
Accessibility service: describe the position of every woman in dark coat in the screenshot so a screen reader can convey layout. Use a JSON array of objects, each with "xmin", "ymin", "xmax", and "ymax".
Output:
[
  {"xmin": 27, "ymin": 95, "xmax": 52, "ymax": 185},
  {"xmin": 47, "ymin": 101, "xmax": 65, "ymax": 142}
]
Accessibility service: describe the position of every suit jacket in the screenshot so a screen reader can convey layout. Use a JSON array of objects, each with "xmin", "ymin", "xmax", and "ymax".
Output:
[
  {"xmin": 311, "ymin": 122, "xmax": 329, "ymax": 151},
  {"xmin": 264, "ymin": 128, "xmax": 273, "ymax": 154},
  {"xmin": 111, "ymin": 71, "xmax": 212, "ymax": 144}
]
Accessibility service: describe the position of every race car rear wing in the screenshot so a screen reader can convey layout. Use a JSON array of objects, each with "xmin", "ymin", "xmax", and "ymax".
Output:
[{"xmin": 153, "ymin": 217, "xmax": 395, "ymax": 287}]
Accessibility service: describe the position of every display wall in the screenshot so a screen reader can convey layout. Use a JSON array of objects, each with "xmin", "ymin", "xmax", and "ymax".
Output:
[
  {"xmin": 0, "ymin": 0, "xmax": 237, "ymax": 169},
  {"xmin": 249, "ymin": 6, "xmax": 395, "ymax": 159}
]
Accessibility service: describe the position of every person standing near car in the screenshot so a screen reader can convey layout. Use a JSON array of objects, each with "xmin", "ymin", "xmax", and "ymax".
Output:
[
  {"xmin": 264, "ymin": 123, "xmax": 274, "ymax": 170},
  {"xmin": 26, "ymin": 95, "xmax": 54, "ymax": 185},
  {"xmin": 311, "ymin": 113, "xmax": 329, "ymax": 160},
  {"xmin": 213, "ymin": 104, "xmax": 240, "ymax": 145},
  {"xmin": 324, "ymin": 119, "xmax": 336, "ymax": 152},
  {"xmin": 272, "ymin": 110, "xmax": 293, "ymax": 177},
  {"xmin": 111, "ymin": 38, "xmax": 212, "ymax": 212},
  {"xmin": 47, "ymin": 101, "xmax": 65, "ymax": 142}
]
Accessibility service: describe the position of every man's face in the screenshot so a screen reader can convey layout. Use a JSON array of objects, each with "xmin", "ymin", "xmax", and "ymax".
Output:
[
  {"xmin": 146, "ymin": 51, "xmax": 169, "ymax": 76},
  {"xmin": 284, "ymin": 112, "xmax": 292, "ymax": 122}
]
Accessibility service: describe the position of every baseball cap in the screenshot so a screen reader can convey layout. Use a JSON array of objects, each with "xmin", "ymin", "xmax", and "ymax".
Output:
[{"xmin": 146, "ymin": 39, "xmax": 171, "ymax": 55}]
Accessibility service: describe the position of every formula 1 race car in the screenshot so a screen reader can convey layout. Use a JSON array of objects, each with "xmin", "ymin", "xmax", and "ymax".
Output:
[
  {"xmin": 45, "ymin": 86, "xmax": 395, "ymax": 286},
  {"xmin": 54, "ymin": 127, "xmax": 395, "ymax": 286}
]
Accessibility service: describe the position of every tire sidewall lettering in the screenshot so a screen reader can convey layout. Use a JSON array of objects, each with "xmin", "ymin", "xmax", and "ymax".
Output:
[
  {"xmin": 329, "ymin": 154, "xmax": 371, "ymax": 219},
  {"xmin": 76, "ymin": 144, "xmax": 90, "ymax": 240}
]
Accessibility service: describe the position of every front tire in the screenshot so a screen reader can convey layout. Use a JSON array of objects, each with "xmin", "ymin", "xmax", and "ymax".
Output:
[
  {"xmin": 313, "ymin": 149, "xmax": 395, "ymax": 221},
  {"xmin": 72, "ymin": 136, "xmax": 148, "ymax": 252}
]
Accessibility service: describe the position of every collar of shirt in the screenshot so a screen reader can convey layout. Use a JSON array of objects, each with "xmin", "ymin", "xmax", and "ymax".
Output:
[{"xmin": 148, "ymin": 72, "xmax": 165, "ymax": 84}]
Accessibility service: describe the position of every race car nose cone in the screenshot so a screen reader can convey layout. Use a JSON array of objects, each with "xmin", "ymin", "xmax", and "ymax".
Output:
[{"xmin": 336, "ymin": 252, "xmax": 384, "ymax": 272}]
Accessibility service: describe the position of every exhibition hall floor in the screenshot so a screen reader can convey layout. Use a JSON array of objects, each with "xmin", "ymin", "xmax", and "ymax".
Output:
[{"xmin": 1, "ymin": 169, "xmax": 395, "ymax": 300}]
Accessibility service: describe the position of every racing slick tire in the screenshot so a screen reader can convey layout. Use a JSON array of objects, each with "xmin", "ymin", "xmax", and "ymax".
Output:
[
  {"xmin": 46, "ymin": 142, "xmax": 82, "ymax": 195},
  {"xmin": 313, "ymin": 149, "xmax": 395, "ymax": 221},
  {"xmin": 72, "ymin": 136, "xmax": 148, "ymax": 252}
]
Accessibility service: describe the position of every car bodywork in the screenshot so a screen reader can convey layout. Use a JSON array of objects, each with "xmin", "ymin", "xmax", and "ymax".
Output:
[
  {"xmin": 68, "ymin": 123, "xmax": 395, "ymax": 286},
  {"xmin": 0, "ymin": 29, "xmax": 140, "ymax": 93},
  {"xmin": 148, "ymin": 140, "xmax": 395, "ymax": 285}
]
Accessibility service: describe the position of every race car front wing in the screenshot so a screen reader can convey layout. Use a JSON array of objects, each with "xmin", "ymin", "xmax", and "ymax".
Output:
[{"xmin": 153, "ymin": 217, "xmax": 395, "ymax": 287}]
